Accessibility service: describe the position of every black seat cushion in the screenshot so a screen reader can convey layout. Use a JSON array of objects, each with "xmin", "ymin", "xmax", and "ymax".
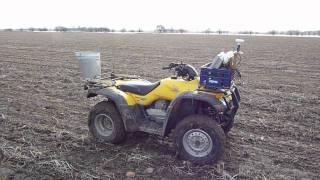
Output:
[{"xmin": 118, "ymin": 81, "xmax": 160, "ymax": 95}]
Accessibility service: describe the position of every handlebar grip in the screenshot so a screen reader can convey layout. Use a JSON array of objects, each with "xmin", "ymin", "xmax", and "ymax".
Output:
[{"xmin": 163, "ymin": 63, "xmax": 179, "ymax": 70}]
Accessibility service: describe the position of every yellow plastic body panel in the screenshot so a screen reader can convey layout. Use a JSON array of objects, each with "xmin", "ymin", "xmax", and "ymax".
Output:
[
  {"xmin": 114, "ymin": 77, "xmax": 224, "ymax": 106},
  {"xmin": 131, "ymin": 78, "xmax": 198, "ymax": 105},
  {"xmin": 107, "ymin": 86, "xmax": 136, "ymax": 106},
  {"xmin": 197, "ymin": 90, "xmax": 225, "ymax": 100}
]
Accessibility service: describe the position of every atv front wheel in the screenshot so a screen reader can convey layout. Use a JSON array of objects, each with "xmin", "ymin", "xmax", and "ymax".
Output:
[
  {"xmin": 222, "ymin": 114, "xmax": 235, "ymax": 134},
  {"xmin": 88, "ymin": 101, "xmax": 126, "ymax": 144},
  {"xmin": 174, "ymin": 115, "xmax": 226, "ymax": 164}
]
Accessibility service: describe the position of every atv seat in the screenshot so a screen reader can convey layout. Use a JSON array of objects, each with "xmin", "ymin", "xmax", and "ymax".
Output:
[{"xmin": 118, "ymin": 81, "xmax": 160, "ymax": 95}]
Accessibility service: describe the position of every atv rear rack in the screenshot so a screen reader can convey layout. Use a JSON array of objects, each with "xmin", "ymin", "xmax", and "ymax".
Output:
[{"xmin": 84, "ymin": 73, "xmax": 140, "ymax": 90}]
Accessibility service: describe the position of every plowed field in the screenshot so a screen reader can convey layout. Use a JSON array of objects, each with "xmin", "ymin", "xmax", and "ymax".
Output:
[{"xmin": 0, "ymin": 32, "xmax": 319, "ymax": 179}]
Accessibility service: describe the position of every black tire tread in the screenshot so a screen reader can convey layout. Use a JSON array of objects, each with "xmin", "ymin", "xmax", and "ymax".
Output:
[
  {"xmin": 223, "ymin": 116, "xmax": 234, "ymax": 134},
  {"xmin": 88, "ymin": 101, "xmax": 126, "ymax": 144},
  {"xmin": 174, "ymin": 115, "xmax": 226, "ymax": 164}
]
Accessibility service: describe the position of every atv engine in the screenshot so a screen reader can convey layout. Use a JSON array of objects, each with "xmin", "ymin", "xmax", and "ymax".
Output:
[
  {"xmin": 146, "ymin": 100, "xmax": 170, "ymax": 124},
  {"xmin": 154, "ymin": 99, "xmax": 170, "ymax": 110}
]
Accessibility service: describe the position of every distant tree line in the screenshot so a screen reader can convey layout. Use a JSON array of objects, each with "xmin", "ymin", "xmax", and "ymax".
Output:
[
  {"xmin": 54, "ymin": 26, "xmax": 144, "ymax": 33},
  {"xmin": 202, "ymin": 28, "xmax": 229, "ymax": 34},
  {"xmin": 3, "ymin": 27, "xmax": 49, "ymax": 32},
  {"xmin": 154, "ymin": 25, "xmax": 320, "ymax": 36},
  {"xmin": 1, "ymin": 26, "xmax": 144, "ymax": 33},
  {"xmin": 267, "ymin": 30, "xmax": 320, "ymax": 36},
  {"xmin": 1, "ymin": 25, "xmax": 320, "ymax": 36},
  {"xmin": 155, "ymin": 25, "xmax": 187, "ymax": 33}
]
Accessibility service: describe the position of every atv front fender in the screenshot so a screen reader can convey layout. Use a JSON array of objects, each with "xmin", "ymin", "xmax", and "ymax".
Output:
[{"xmin": 162, "ymin": 91, "xmax": 226, "ymax": 136}]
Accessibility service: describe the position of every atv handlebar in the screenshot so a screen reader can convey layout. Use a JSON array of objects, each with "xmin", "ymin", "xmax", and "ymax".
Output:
[
  {"xmin": 162, "ymin": 62, "xmax": 180, "ymax": 70},
  {"xmin": 162, "ymin": 62, "xmax": 198, "ymax": 80}
]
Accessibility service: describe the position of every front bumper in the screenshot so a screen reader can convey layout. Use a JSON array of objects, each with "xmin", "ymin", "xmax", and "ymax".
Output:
[{"xmin": 224, "ymin": 86, "xmax": 240, "ymax": 116}]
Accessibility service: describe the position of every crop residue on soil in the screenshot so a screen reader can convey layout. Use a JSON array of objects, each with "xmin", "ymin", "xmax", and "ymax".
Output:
[{"xmin": 0, "ymin": 32, "xmax": 319, "ymax": 179}]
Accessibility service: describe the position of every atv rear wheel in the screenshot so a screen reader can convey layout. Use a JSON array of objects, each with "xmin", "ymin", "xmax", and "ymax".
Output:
[
  {"xmin": 174, "ymin": 115, "xmax": 226, "ymax": 164},
  {"xmin": 89, "ymin": 101, "xmax": 126, "ymax": 144}
]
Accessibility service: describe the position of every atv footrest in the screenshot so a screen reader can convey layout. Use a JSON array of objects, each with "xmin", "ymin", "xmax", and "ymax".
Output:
[{"xmin": 138, "ymin": 120, "xmax": 163, "ymax": 135}]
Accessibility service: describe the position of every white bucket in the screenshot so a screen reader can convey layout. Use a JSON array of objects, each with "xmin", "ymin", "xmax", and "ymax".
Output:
[{"xmin": 75, "ymin": 51, "xmax": 101, "ymax": 81}]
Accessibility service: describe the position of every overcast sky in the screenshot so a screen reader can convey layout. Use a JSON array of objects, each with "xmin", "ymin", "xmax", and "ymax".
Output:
[{"xmin": 0, "ymin": 0, "xmax": 319, "ymax": 32}]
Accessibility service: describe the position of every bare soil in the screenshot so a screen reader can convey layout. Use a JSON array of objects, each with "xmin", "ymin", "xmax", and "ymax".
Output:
[{"xmin": 0, "ymin": 32, "xmax": 319, "ymax": 179}]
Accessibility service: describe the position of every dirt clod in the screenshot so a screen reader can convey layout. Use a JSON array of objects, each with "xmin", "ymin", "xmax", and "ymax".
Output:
[
  {"xmin": 126, "ymin": 171, "xmax": 136, "ymax": 178},
  {"xmin": 143, "ymin": 167, "xmax": 154, "ymax": 174}
]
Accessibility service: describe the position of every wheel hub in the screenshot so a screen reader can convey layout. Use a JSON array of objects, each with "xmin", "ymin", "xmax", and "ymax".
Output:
[
  {"xmin": 182, "ymin": 129, "xmax": 213, "ymax": 157},
  {"xmin": 94, "ymin": 114, "xmax": 114, "ymax": 136}
]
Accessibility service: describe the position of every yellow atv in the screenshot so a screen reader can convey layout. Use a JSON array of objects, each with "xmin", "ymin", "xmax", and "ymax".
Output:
[{"xmin": 78, "ymin": 39, "xmax": 243, "ymax": 164}]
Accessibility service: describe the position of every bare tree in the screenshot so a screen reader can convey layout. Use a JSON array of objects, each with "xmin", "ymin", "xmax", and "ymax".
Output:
[
  {"xmin": 268, "ymin": 30, "xmax": 278, "ymax": 35},
  {"xmin": 38, "ymin": 28, "xmax": 48, "ymax": 31},
  {"xmin": 4, "ymin": 28, "xmax": 13, "ymax": 32},
  {"xmin": 156, "ymin": 25, "xmax": 166, "ymax": 33},
  {"xmin": 55, "ymin": 26, "xmax": 67, "ymax": 32},
  {"xmin": 178, "ymin": 29, "xmax": 186, "ymax": 33}
]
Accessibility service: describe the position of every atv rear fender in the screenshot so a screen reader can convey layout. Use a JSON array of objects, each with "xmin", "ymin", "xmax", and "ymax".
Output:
[
  {"xmin": 87, "ymin": 87, "xmax": 141, "ymax": 132},
  {"xmin": 162, "ymin": 91, "xmax": 226, "ymax": 136}
]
